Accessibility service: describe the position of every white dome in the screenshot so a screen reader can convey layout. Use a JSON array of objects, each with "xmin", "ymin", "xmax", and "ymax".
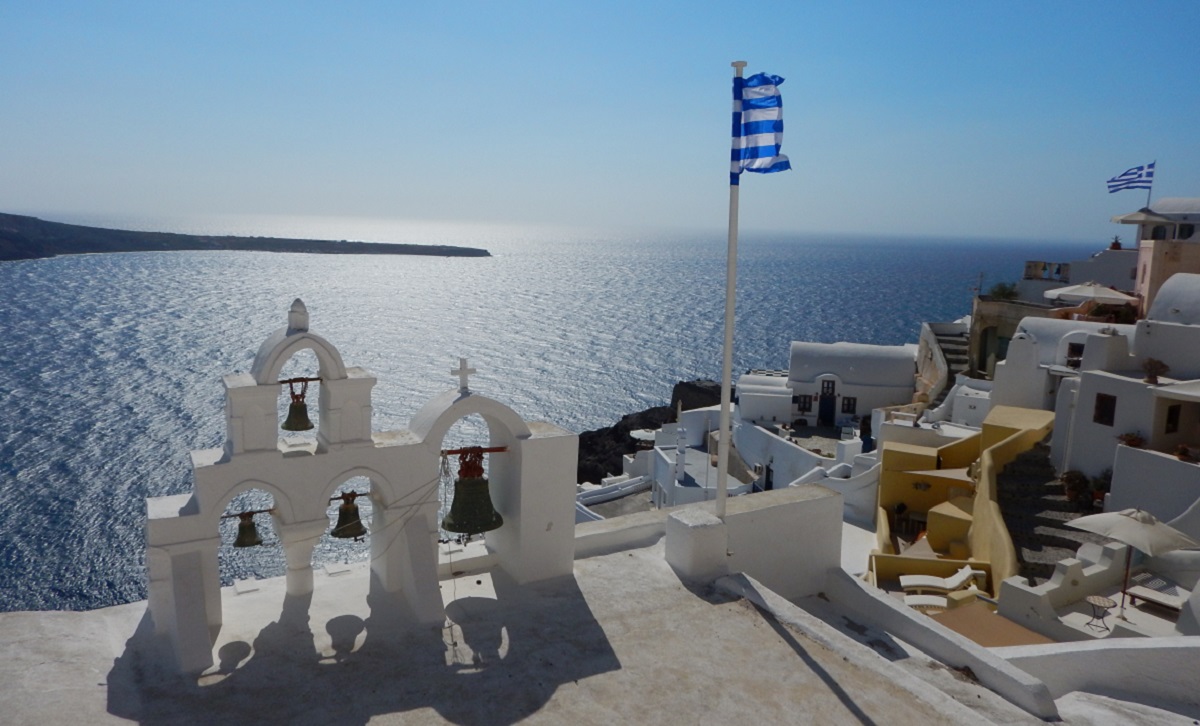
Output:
[
  {"xmin": 789, "ymin": 341, "xmax": 916, "ymax": 387},
  {"xmin": 1147, "ymin": 274, "xmax": 1200, "ymax": 325}
]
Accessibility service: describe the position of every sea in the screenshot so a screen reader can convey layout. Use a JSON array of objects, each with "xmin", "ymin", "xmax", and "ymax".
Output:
[{"xmin": 0, "ymin": 212, "xmax": 1098, "ymax": 612}]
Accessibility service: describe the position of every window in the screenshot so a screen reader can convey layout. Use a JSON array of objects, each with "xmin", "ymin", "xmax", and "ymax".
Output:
[
  {"xmin": 1166, "ymin": 404, "xmax": 1181, "ymax": 434},
  {"xmin": 821, "ymin": 380, "xmax": 836, "ymax": 396},
  {"xmin": 1094, "ymin": 393, "xmax": 1117, "ymax": 426},
  {"xmin": 1066, "ymin": 342, "xmax": 1084, "ymax": 369},
  {"xmin": 796, "ymin": 395, "xmax": 813, "ymax": 413},
  {"xmin": 1152, "ymin": 225, "xmax": 1168, "ymax": 240},
  {"xmin": 842, "ymin": 397, "xmax": 857, "ymax": 414},
  {"xmin": 1180, "ymin": 224, "xmax": 1195, "ymax": 241}
]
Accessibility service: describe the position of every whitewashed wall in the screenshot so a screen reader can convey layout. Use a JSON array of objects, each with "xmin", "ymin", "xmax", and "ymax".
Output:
[
  {"xmin": 997, "ymin": 638, "xmax": 1200, "ymax": 708},
  {"xmin": 992, "ymin": 335, "xmax": 1054, "ymax": 410},
  {"xmin": 732, "ymin": 421, "xmax": 828, "ymax": 489},
  {"xmin": 1108, "ymin": 446, "xmax": 1200, "ymax": 522},
  {"xmin": 1063, "ymin": 372, "xmax": 1156, "ymax": 477},
  {"xmin": 1068, "ymin": 248, "xmax": 1139, "ymax": 290},
  {"xmin": 1133, "ymin": 320, "xmax": 1200, "ymax": 379}
]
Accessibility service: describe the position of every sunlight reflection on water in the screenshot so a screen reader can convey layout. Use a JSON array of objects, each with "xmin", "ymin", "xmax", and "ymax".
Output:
[{"xmin": 0, "ymin": 215, "xmax": 1096, "ymax": 610}]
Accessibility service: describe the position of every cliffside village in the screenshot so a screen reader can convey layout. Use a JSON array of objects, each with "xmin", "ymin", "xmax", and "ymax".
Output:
[{"xmin": 8, "ymin": 200, "xmax": 1200, "ymax": 724}]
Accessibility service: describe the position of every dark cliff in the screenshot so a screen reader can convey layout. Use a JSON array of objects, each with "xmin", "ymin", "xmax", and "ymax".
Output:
[
  {"xmin": 576, "ymin": 379, "xmax": 723, "ymax": 484},
  {"xmin": 0, "ymin": 212, "xmax": 491, "ymax": 261}
]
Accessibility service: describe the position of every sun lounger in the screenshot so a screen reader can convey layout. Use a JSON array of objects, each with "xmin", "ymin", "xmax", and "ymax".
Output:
[
  {"xmin": 904, "ymin": 594, "xmax": 948, "ymax": 613},
  {"xmin": 1127, "ymin": 572, "xmax": 1191, "ymax": 612},
  {"xmin": 899, "ymin": 565, "xmax": 986, "ymax": 594}
]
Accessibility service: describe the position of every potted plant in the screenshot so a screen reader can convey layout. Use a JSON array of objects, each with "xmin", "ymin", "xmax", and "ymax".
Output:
[
  {"xmin": 1117, "ymin": 432, "xmax": 1146, "ymax": 448},
  {"xmin": 1176, "ymin": 445, "xmax": 1196, "ymax": 463},
  {"xmin": 987, "ymin": 282, "xmax": 1018, "ymax": 301},
  {"xmin": 1142, "ymin": 358, "xmax": 1170, "ymax": 385},
  {"xmin": 1061, "ymin": 470, "xmax": 1088, "ymax": 504}
]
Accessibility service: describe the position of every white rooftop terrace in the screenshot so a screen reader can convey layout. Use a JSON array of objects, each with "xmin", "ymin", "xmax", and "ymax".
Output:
[
  {"xmin": 4, "ymin": 493, "xmax": 1200, "ymax": 723},
  {"xmin": 6, "ymin": 537, "xmax": 1007, "ymax": 725}
]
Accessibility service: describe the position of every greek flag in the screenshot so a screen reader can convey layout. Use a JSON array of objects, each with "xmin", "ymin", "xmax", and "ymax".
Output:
[
  {"xmin": 731, "ymin": 72, "xmax": 791, "ymax": 185},
  {"xmin": 1107, "ymin": 162, "xmax": 1155, "ymax": 193}
]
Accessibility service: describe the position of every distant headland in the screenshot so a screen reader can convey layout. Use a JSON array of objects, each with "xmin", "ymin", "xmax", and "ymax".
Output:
[{"xmin": 0, "ymin": 212, "xmax": 491, "ymax": 261}]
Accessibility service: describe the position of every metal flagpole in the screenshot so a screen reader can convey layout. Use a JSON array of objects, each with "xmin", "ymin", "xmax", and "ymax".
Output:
[{"xmin": 715, "ymin": 60, "xmax": 746, "ymax": 520}]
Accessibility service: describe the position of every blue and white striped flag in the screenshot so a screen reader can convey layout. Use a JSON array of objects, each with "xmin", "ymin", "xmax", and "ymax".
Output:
[
  {"xmin": 1107, "ymin": 162, "xmax": 1155, "ymax": 193},
  {"xmin": 731, "ymin": 72, "xmax": 791, "ymax": 185}
]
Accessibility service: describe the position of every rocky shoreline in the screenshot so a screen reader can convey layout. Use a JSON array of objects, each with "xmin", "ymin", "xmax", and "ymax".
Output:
[
  {"xmin": 576, "ymin": 379, "xmax": 722, "ymax": 483},
  {"xmin": 0, "ymin": 212, "xmax": 491, "ymax": 261}
]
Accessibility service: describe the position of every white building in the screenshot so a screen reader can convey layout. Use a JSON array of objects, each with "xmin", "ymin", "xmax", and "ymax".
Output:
[
  {"xmin": 1016, "ymin": 246, "xmax": 1139, "ymax": 304},
  {"xmin": 737, "ymin": 341, "xmax": 917, "ymax": 428},
  {"xmin": 992, "ymin": 317, "xmax": 1136, "ymax": 412},
  {"xmin": 1112, "ymin": 197, "xmax": 1200, "ymax": 313},
  {"xmin": 920, "ymin": 375, "xmax": 993, "ymax": 428},
  {"xmin": 990, "ymin": 274, "xmax": 1200, "ymax": 524}
]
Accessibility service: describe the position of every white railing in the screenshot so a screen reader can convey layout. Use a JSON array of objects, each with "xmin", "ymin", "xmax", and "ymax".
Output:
[
  {"xmin": 575, "ymin": 501, "xmax": 605, "ymax": 523},
  {"xmin": 577, "ymin": 475, "xmax": 650, "ymax": 506}
]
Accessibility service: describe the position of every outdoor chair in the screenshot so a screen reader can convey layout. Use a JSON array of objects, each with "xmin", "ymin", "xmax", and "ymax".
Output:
[
  {"xmin": 1127, "ymin": 572, "xmax": 1191, "ymax": 612},
  {"xmin": 899, "ymin": 565, "xmax": 986, "ymax": 594},
  {"xmin": 903, "ymin": 594, "xmax": 948, "ymax": 614}
]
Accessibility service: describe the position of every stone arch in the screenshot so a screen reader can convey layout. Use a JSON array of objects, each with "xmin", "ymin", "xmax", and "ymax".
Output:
[
  {"xmin": 409, "ymin": 390, "xmax": 533, "ymax": 451},
  {"xmin": 814, "ymin": 372, "xmax": 846, "ymax": 399},
  {"xmin": 207, "ymin": 478, "xmax": 297, "ymax": 532},
  {"xmin": 405, "ymin": 387, "xmax": 576, "ymax": 590},
  {"xmin": 247, "ymin": 298, "xmax": 347, "ymax": 385},
  {"xmin": 250, "ymin": 331, "xmax": 347, "ymax": 385},
  {"xmin": 319, "ymin": 465, "xmax": 394, "ymax": 507},
  {"xmin": 1055, "ymin": 330, "xmax": 1091, "ymax": 366},
  {"xmin": 816, "ymin": 372, "xmax": 845, "ymax": 386}
]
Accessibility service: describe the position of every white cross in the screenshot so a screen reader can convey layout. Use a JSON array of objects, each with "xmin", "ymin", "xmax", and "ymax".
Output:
[{"xmin": 452, "ymin": 357, "xmax": 476, "ymax": 393}]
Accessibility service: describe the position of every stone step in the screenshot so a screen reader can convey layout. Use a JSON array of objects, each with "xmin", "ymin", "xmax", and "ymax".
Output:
[
  {"xmin": 994, "ymin": 442, "xmax": 1105, "ymax": 584},
  {"xmin": 998, "ymin": 484, "xmax": 1064, "ymax": 499},
  {"xmin": 1002, "ymin": 509, "xmax": 1091, "ymax": 531}
]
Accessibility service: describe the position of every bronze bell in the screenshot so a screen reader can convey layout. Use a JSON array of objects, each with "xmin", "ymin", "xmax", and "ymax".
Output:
[
  {"xmin": 234, "ymin": 512, "xmax": 263, "ymax": 548},
  {"xmin": 281, "ymin": 380, "xmax": 314, "ymax": 431},
  {"xmin": 331, "ymin": 492, "xmax": 367, "ymax": 540},
  {"xmin": 282, "ymin": 401, "xmax": 314, "ymax": 431},
  {"xmin": 441, "ymin": 476, "xmax": 503, "ymax": 535}
]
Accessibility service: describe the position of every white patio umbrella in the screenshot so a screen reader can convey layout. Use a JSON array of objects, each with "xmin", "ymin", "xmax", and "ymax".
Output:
[
  {"xmin": 1067, "ymin": 508, "xmax": 1200, "ymax": 617},
  {"xmin": 1043, "ymin": 281, "xmax": 1138, "ymax": 305}
]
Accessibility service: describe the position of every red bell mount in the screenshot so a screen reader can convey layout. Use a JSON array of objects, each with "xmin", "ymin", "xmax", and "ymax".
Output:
[
  {"xmin": 221, "ymin": 508, "xmax": 274, "ymax": 519},
  {"xmin": 279, "ymin": 376, "xmax": 321, "ymax": 403},
  {"xmin": 442, "ymin": 446, "xmax": 508, "ymax": 479}
]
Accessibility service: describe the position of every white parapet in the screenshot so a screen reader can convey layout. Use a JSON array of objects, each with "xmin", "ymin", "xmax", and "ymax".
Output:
[{"xmin": 665, "ymin": 507, "xmax": 729, "ymax": 584}]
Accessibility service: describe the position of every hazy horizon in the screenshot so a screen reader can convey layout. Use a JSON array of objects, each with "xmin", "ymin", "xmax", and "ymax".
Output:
[{"xmin": 3, "ymin": 2, "xmax": 1197, "ymax": 244}]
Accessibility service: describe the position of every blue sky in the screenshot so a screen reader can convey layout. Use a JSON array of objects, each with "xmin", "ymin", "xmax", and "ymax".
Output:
[{"xmin": 2, "ymin": 1, "xmax": 1198, "ymax": 242}]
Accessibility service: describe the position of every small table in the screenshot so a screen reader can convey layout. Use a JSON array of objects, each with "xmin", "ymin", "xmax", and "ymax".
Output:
[{"xmin": 1085, "ymin": 595, "xmax": 1115, "ymax": 631}]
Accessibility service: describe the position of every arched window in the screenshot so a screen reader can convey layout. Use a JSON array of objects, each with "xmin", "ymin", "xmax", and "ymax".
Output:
[{"xmin": 1151, "ymin": 225, "xmax": 1168, "ymax": 240}]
